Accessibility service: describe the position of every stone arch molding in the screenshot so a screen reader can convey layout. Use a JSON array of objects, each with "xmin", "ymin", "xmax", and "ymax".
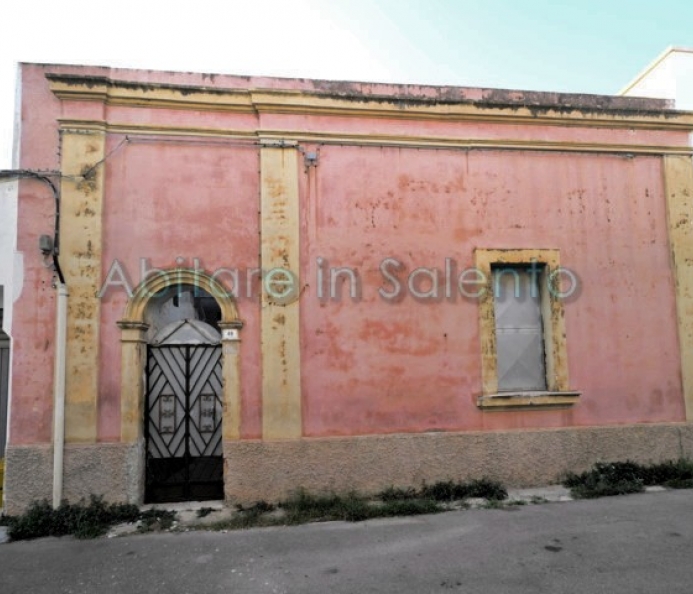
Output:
[
  {"xmin": 121, "ymin": 268, "xmax": 241, "ymax": 326},
  {"xmin": 117, "ymin": 268, "xmax": 243, "ymax": 504}
]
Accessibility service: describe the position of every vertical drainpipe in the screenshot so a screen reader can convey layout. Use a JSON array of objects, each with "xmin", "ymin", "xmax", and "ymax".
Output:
[
  {"xmin": 49, "ymin": 172, "xmax": 67, "ymax": 510},
  {"xmin": 52, "ymin": 281, "xmax": 67, "ymax": 508}
]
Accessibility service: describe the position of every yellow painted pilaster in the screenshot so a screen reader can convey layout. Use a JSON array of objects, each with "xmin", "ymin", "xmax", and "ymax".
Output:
[
  {"xmin": 663, "ymin": 155, "xmax": 693, "ymax": 421},
  {"xmin": 60, "ymin": 129, "xmax": 106, "ymax": 442},
  {"xmin": 118, "ymin": 322, "xmax": 148, "ymax": 443},
  {"xmin": 220, "ymin": 323, "xmax": 242, "ymax": 440},
  {"xmin": 260, "ymin": 144, "xmax": 302, "ymax": 439}
]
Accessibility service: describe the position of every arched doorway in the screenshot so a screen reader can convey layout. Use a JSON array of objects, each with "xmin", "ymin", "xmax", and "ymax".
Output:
[
  {"xmin": 118, "ymin": 269, "xmax": 242, "ymax": 505},
  {"xmin": 144, "ymin": 285, "xmax": 224, "ymax": 502}
]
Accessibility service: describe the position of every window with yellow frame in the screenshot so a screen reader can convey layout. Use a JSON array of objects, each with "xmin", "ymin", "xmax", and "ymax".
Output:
[{"xmin": 474, "ymin": 249, "xmax": 580, "ymax": 410}]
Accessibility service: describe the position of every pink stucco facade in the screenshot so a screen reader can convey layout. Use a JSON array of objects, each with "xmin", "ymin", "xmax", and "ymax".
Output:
[
  {"xmin": 299, "ymin": 148, "xmax": 683, "ymax": 435},
  {"xmin": 4, "ymin": 62, "xmax": 693, "ymax": 509}
]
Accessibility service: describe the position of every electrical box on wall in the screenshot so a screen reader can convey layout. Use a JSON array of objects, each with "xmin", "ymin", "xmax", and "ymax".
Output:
[{"xmin": 39, "ymin": 234, "xmax": 53, "ymax": 254}]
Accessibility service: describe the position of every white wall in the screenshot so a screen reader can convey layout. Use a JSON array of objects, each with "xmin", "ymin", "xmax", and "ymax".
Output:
[
  {"xmin": 0, "ymin": 179, "xmax": 18, "ymax": 337},
  {"xmin": 622, "ymin": 48, "xmax": 693, "ymax": 110},
  {"xmin": 623, "ymin": 55, "xmax": 677, "ymax": 102},
  {"xmin": 671, "ymin": 51, "xmax": 693, "ymax": 110},
  {"xmin": 0, "ymin": 66, "xmax": 23, "ymax": 338}
]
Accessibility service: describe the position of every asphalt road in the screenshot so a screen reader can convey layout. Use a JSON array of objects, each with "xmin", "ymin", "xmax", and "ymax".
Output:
[{"xmin": 1, "ymin": 490, "xmax": 691, "ymax": 594}]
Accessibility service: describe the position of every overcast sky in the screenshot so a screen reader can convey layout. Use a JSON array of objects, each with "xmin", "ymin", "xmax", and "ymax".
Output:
[{"xmin": 2, "ymin": 0, "xmax": 693, "ymax": 169}]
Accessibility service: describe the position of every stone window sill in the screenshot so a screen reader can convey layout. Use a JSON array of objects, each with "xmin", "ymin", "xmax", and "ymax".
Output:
[{"xmin": 477, "ymin": 391, "xmax": 581, "ymax": 410}]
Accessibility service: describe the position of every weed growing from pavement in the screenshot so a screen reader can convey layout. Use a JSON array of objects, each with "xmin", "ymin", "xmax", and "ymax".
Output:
[
  {"xmin": 209, "ymin": 478, "xmax": 507, "ymax": 532},
  {"xmin": 282, "ymin": 490, "xmax": 376, "ymax": 523},
  {"xmin": 418, "ymin": 478, "xmax": 508, "ymax": 502},
  {"xmin": 378, "ymin": 485, "xmax": 420, "ymax": 501},
  {"xmin": 212, "ymin": 501, "xmax": 280, "ymax": 530},
  {"xmin": 663, "ymin": 477, "xmax": 693, "ymax": 489},
  {"xmin": 211, "ymin": 490, "xmax": 446, "ymax": 531},
  {"xmin": 2, "ymin": 495, "xmax": 176, "ymax": 541},
  {"xmin": 10, "ymin": 463, "xmax": 689, "ymax": 539},
  {"xmin": 137, "ymin": 509, "xmax": 176, "ymax": 532},
  {"xmin": 378, "ymin": 478, "xmax": 507, "ymax": 503},
  {"xmin": 563, "ymin": 458, "xmax": 693, "ymax": 499}
]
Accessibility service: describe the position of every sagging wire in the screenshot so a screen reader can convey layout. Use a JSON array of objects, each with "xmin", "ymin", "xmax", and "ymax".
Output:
[
  {"xmin": 0, "ymin": 137, "xmax": 130, "ymax": 286},
  {"xmin": 0, "ymin": 169, "xmax": 65, "ymax": 284},
  {"xmin": 80, "ymin": 136, "xmax": 129, "ymax": 179}
]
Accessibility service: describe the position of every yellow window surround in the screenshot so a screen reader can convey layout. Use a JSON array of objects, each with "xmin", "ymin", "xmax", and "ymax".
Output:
[{"xmin": 474, "ymin": 248, "xmax": 580, "ymax": 410}]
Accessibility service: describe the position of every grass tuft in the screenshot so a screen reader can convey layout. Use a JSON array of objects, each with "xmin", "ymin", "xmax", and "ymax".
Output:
[
  {"xmin": 212, "ymin": 489, "xmax": 452, "ymax": 531},
  {"xmin": 377, "ymin": 486, "xmax": 420, "ymax": 502},
  {"xmin": 389, "ymin": 478, "xmax": 508, "ymax": 503},
  {"xmin": 3, "ymin": 495, "xmax": 176, "ymax": 541},
  {"xmin": 377, "ymin": 499, "xmax": 443, "ymax": 516},
  {"xmin": 563, "ymin": 458, "xmax": 693, "ymax": 499},
  {"xmin": 280, "ymin": 490, "xmax": 375, "ymax": 523}
]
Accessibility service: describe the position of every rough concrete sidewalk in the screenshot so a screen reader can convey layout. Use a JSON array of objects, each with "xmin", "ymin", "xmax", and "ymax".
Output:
[
  {"xmin": 104, "ymin": 484, "xmax": 577, "ymax": 536},
  {"xmin": 99, "ymin": 483, "xmax": 668, "ymax": 536},
  {"xmin": 102, "ymin": 485, "xmax": 666, "ymax": 538},
  {"xmin": 0, "ymin": 483, "xmax": 668, "ymax": 540}
]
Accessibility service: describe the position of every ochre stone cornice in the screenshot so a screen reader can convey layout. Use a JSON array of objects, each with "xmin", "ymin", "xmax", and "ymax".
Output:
[
  {"xmin": 48, "ymin": 74, "xmax": 254, "ymax": 113},
  {"xmin": 47, "ymin": 73, "xmax": 693, "ymax": 132}
]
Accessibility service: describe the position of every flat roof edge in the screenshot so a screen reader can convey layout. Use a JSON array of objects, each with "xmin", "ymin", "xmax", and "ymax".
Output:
[{"xmin": 39, "ymin": 65, "xmax": 675, "ymax": 114}]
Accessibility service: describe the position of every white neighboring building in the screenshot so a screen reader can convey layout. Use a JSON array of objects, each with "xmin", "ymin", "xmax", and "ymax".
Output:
[
  {"xmin": 1, "ymin": 71, "xmax": 22, "ymax": 467},
  {"xmin": 621, "ymin": 46, "xmax": 693, "ymax": 109},
  {"xmin": 1, "ymin": 67, "xmax": 21, "ymax": 339},
  {"xmin": 0, "ymin": 178, "xmax": 16, "ymax": 466},
  {"xmin": 0, "ymin": 180, "xmax": 18, "ymax": 338}
]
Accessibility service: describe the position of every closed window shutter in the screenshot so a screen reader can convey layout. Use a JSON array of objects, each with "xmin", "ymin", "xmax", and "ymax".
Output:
[{"xmin": 493, "ymin": 267, "xmax": 547, "ymax": 391}]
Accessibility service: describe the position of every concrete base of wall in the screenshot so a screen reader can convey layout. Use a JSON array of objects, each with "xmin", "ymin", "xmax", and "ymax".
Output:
[
  {"xmin": 3, "ymin": 442, "xmax": 142, "ymax": 514},
  {"xmin": 4, "ymin": 423, "xmax": 693, "ymax": 513},
  {"xmin": 224, "ymin": 423, "xmax": 693, "ymax": 503}
]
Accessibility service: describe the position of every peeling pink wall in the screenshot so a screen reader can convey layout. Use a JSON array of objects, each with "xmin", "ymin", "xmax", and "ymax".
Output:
[
  {"xmin": 99, "ymin": 139, "xmax": 262, "ymax": 441},
  {"xmin": 299, "ymin": 147, "xmax": 684, "ymax": 436},
  {"xmin": 9, "ymin": 66, "xmax": 64, "ymax": 444},
  {"xmin": 10, "ymin": 63, "xmax": 689, "ymax": 447}
]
